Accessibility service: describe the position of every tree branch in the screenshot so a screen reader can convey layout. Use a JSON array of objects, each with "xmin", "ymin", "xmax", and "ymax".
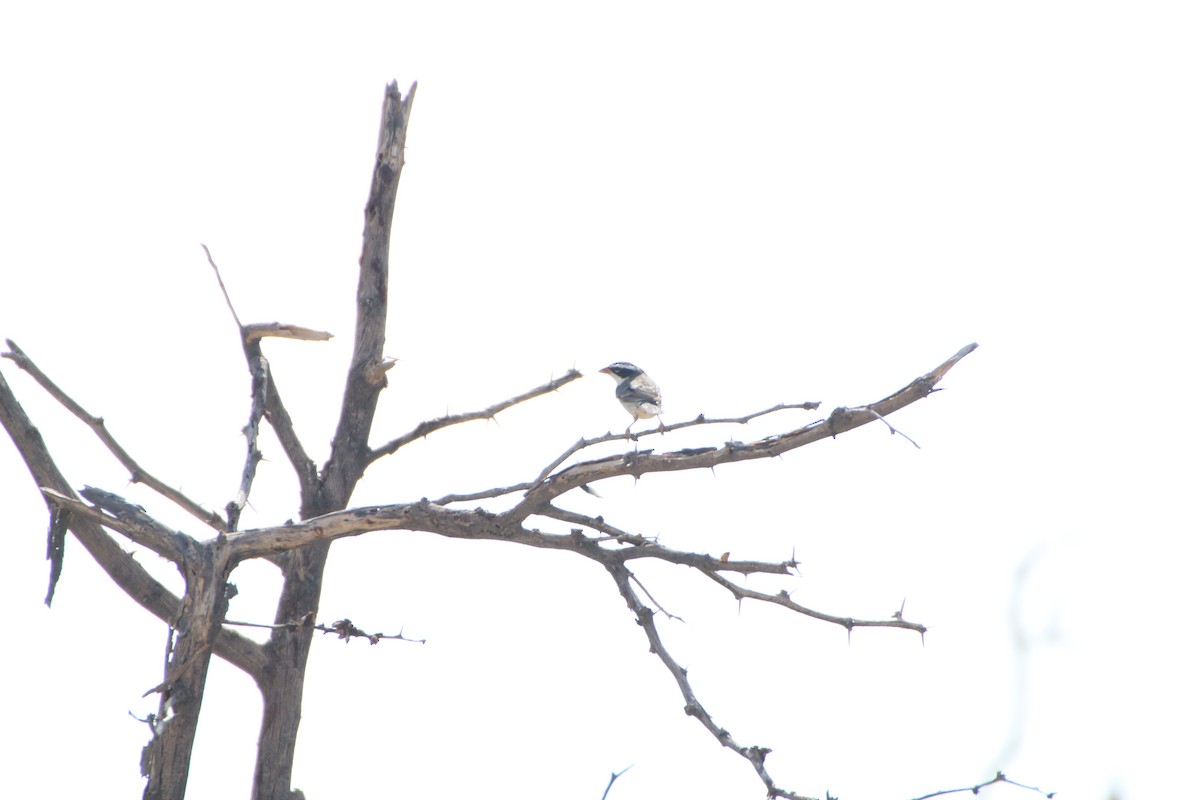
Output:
[
  {"xmin": 318, "ymin": 80, "xmax": 417, "ymax": 511},
  {"xmin": 367, "ymin": 369, "xmax": 584, "ymax": 464},
  {"xmin": 538, "ymin": 504, "xmax": 655, "ymax": 544},
  {"xmin": 224, "ymin": 615, "xmax": 426, "ymax": 645},
  {"xmin": 3, "ymin": 340, "xmax": 229, "ymax": 532},
  {"xmin": 701, "ymin": 569, "xmax": 926, "ymax": 635},
  {"xmin": 911, "ymin": 771, "xmax": 1055, "ymax": 800},
  {"xmin": 227, "ymin": 350, "xmax": 268, "ymax": 530},
  {"xmin": 508, "ymin": 343, "xmax": 978, "ymax": 521},
  {"xmin": 253, "ymin": 338, "xmax": 320, "ymax": 504},
  {"xmin": 203, "ymin": 244, "xmax": 320, "ymax": 510},
  {"xmin": 431, "ymin": 481, "xmax": 535, "ymax": 505},
  {"xmin": 605, "ymin": 560, "xmax": 817, "ymax": 800},
  {"xmin": 528, "ymin": 401, "xmax": 821, "ymax": 489},
  {"xmin": 250, "ymin": 81, "xmax": 418, "ymax": 800},
  {"xmin": 423, "ymin": 399, "xmax": 828, "ymax": 507},
  {"xmin": 42, "ymin": 487, "xmax": 194, "ymax": 567},
  {"xmin": 202, "ymin": 242, "xmax": 244, "ymax": 329}
]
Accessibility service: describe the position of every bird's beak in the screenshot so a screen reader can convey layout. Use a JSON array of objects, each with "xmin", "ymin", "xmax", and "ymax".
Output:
[{"xmin": 598, "ymin": 367, "xmax": 612, "ymax": 375}]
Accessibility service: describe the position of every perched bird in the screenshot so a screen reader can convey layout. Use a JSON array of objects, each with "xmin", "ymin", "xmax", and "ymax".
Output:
[{"xmin": 600, "ymin": 361, "xmax": 663, "ymax": 435}]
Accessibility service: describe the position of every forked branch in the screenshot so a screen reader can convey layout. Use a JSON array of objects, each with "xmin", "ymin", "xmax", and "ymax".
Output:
[
  {"xmin": 203, "ymin": 244, "xmax": 321, "ymax": 509},
  {"xmin": 529, "ymin": 401, "xmax": 822, "ymax": 488},
  {"xmin": 508, "ymin": 343, "xmax": 978, "ymax": 521},
  {"xmin": 606, "ymin": 561, "xmax": 816, "ymax": 800}
]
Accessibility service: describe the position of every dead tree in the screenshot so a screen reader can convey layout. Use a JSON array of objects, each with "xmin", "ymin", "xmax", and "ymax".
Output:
[{"xmin": 0, "ymin": 81, "xmax": 979, "ymax": 800}]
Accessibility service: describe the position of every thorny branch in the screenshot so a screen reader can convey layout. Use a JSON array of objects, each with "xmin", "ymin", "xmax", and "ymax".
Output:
[
  {"xmin": 506, "ymin": 343, "xmax": 978, "ymax": 526},
  {"xmin": 426, "ymin": 344, "xmax": 974, "ymax": 513},
  {"xmin": 424, "ymin": 400, "xmax": 829, "ymax": 507},
  {"xmin": 223, "ymin": 615, "xmax": 426, "ymax": 645},
  {"xmin": 606, "ymin": 559, "xmax": 815, "ymax": 800},
  {"xmin": 539, "ymin": 504, "xmax": 652, "ymax": 543}
]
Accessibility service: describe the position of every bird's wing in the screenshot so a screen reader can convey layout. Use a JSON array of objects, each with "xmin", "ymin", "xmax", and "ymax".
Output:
[{"xmin": 624, "ymin": 376, "xmax": 662, "ymax": 406}]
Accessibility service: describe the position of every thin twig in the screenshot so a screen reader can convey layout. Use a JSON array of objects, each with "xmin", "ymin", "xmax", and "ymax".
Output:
[
  {"xmin": 431, "ymin": 481, "xmax": 535, "ymax": 505},
  {"xmin": 250, "ymin": 335, "xmax": 318, "ymax": 501},
  {"xmin": 865, "ymin": 407, "xmax": 921, "ymax": 448},
  {"xmin": 368, "ymin": 369, "xmax": 584, "ymax": 464},
  {"xmin": 600, "ymin": 765, "xmax": 632, "ymax": 800},
  {"xmin": 3, "ymin": 340, "xmax": 229, "ymax": 532},
  {"xmin": 629, "ymin": 570, "xmax": 684, "ymax": 622},
  {"xmin": 19, "ymin": 342, "xmax": 973, "ymax": 798},
  {"xmin": 702, "ymin": 569, "xmax": 927, "ymax": 635},
  {"xmin": 539, "ymin": 505, "xmax": 651, "ymax": 544},
  {"xmin": 201, "ymin": 243, "xmax": 243, "ymax": 330},
  {"xmin": 911, "ymin": 771, "xmax": 1054, "ymax": 800},
  {"xmin": 319, "ymin": 80, "xmax": 417, "ymax": 504},
  {"xmin": 223, "ymin": 616, "xmax": 426, "ymax": 645}
]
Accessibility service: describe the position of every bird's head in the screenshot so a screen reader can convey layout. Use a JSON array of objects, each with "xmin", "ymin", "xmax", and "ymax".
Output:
[{"xmin": 600, "ymin": 362, "xmax": 644, "ymax": 382}]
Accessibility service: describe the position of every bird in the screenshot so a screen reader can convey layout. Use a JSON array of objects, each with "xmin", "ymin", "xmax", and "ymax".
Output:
[{"xmin": 600, "ymin": 361, "xmax": 663, "ymax": 436}]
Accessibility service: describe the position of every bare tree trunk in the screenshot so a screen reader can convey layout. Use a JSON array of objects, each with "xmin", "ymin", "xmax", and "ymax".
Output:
[
  {"xmin": 251, "ymin": 542, "xmax": 331, "ymax": 799},
  {"xmin": 144, "ymin": 540, "xmax": 234, "ymax": 800}
]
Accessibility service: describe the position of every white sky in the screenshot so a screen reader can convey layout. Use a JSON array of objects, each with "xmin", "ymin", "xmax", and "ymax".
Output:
[{"xmin": 1, "ymin": 3, "xmax": 1197, "ymax": 799}]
